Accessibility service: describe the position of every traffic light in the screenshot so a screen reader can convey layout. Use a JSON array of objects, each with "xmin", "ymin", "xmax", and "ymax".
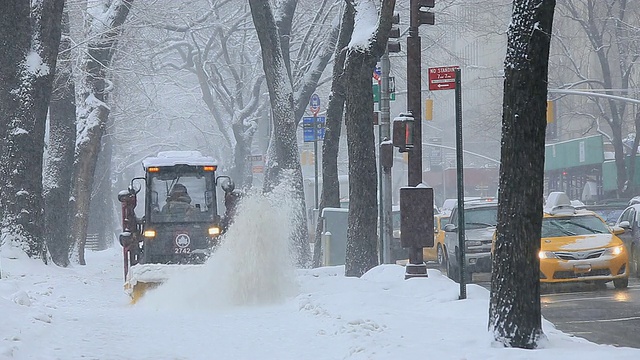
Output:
[
  {"xmin": 424, "ymin": 98, "xmax": 433, "ymax": 121},
  {"xmin": 393, "ymin": 113, "xmax": 415, "ymax": 152},
  {"xmin": 388, "ymin": 13, "xmax": 401, "ymax": 53},
  {"xmin": 546, "ymin": 100, "xmax": 554, "ymax": 123},
  {"xmin": 411, "ymin": 0, "xmax": 435, "ymax": 27}
]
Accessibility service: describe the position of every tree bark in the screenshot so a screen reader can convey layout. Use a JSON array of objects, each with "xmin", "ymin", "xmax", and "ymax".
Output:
[
  {"xmin": 249, "ymin": 0, "xmax": 311, "ymax": 267},
  {"xmin": 342, "ymin": 0, "xmax": 395, "ymax": 277},
  {"xmin": 0, "ymin": 0, "xmax": 65, "ymax": 260},
  {"xmin": 489, "ymin": 0, "xmax": 555, "ymax": 349},
  {"xmin": 69, "ymin": 0, "xmax": 133, "ymax": 265},
  {"xmin": 312, "ymin": 3, "xmax": 354, "ymax": 268},
  {"xmin": 45, "ymin": 8, "xmax": 76, "ymax": 266},
  {"xmin": 343, "ymin": 50, "xmax": 379, "ymax": 277}
]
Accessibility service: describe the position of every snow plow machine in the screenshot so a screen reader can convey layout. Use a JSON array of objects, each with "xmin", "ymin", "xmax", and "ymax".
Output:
[{"xmin": 117, "ymin": 151, "xmax": 239, "ymax": 303}]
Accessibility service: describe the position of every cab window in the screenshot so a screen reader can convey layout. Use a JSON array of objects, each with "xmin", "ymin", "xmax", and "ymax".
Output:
[{"xmin": 149, "ymin": 171, "xmax": 215, "ymax": 223}]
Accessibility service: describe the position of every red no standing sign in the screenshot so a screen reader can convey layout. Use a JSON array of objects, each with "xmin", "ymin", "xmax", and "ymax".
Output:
[{"xmin": 428, "ymin": 66, "xmax": 459, "ymax": 91}]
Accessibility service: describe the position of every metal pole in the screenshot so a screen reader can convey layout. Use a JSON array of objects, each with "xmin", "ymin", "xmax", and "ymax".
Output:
[
  {"xmin": 314, "ymin": 114, "xmax": 319, "ymax": 211},
  {"xmin": 406, "ymin": 7, "xmax": 427, "ymax": 277},
  {"xmin": 380, "ymin": 51, "xmax": 393, "ymax": 264},
  {"xmin": 378, "ymin": 124, "xmax": 384, "ymax": 264},
  {"xmin": 454, "ymin": 68, "xmax": 466, "ymax": 300}
]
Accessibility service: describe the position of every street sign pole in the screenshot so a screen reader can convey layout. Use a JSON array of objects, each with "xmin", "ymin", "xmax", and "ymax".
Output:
[
  {"xmin": 314, "ymin": 113, "xmax": 319, "ymax": 211},
  {"xmin": 454, "ymin": 68, "xmax": 466, "ymax": 300},
  {"xmin": 380, "ymin": 52, "xmax": 393, "ymax": 265},
  {"xmin": 309, "ymin": 94, "xmax": 321, "ymax": 212},
  {"xmin": 427, "ymin": 64, "xmax": 465, "ymax": 298}
]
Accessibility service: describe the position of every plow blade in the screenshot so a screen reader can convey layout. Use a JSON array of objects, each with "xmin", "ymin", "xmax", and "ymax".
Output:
[{"xmin": 124, "ymin": 264, "xmax": 204, "ymax": 304}]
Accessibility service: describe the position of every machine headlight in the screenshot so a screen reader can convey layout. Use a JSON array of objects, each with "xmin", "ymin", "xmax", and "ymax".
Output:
[
  {"xmin": 208, "ymin": 226, "xmax": 221, "ymax": 236},
  {"xmin": 466, "ymin": 240, "xmax": 482, "ymax": 248},
  {"xmin": 539, "ymin": 251, "xmax": 558, "ymax": 259},
  {"xmin": 143, "ymin": 230, "xmax": 156, "ymax": 238},
  {"xmin": 603, "ymin": 245, "xmax": 624, "ymax": 256}
]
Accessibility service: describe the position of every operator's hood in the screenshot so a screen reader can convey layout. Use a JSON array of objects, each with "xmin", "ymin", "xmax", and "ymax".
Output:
[{"xmin": 541, "ymin": 233, "xmax": 622, "ymax": 252}]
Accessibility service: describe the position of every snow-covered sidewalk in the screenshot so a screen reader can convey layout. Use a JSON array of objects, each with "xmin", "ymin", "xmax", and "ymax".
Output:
[{"xmin": 2, "ymin": 244, "xmax": 640, "ymax": 360}]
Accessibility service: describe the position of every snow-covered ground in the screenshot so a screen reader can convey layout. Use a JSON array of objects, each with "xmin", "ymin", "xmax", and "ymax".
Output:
[
  {"xmin": 3, "ymin": 247, "xmax": 640, "ymax": 360},
  {"xmin": 2, "ymin": 189, "xmax": 640, "ymax": 359}
]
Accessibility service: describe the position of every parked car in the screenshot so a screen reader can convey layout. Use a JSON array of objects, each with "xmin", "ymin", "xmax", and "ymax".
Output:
[
  {"xmin": 614, "ymin": 204, "xmax": 640, "ymax": 278},
  {"xmin": 392, "ymin": 206, "xmax": 443, "ymax": 264},
  {"xmin": 443, "ymin": 198, "xmax": 497, "ymax": 281},
  {"xmin": 390, "ymin": 207, "xmax": 409, "ymax": 263},
  {"xmin": 585, "ymin": 199, "xmax": 630, "ymax": 226},
  {"xmin": 440, "ymin": 197, "xmax": 481, "ymax": 214},
  {"xmin": 423, "ymin": 214, "xmax": 449, "ymax": 268},
  {"xmin": 539, "ymin": 192, "xmax": 629, "ymax": 288}
]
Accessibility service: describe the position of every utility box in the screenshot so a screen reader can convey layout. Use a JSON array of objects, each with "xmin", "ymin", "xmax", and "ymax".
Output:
[
  {"xmin": 400, "ymin": 187, "xmax": 434, "ymax": 248},
  {"xmin": 320, "ymin": 207, "xmax": 349, "ymax": 265}
]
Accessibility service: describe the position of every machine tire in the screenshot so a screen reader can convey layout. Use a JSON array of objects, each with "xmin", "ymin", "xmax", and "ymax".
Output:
[{"xmin": 613, "ymin": 277, "xmax": 629, "ymax": 289}]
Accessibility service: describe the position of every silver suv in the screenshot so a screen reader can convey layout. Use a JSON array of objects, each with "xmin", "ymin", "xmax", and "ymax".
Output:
[{"xmin": 443, "ymin": 199, "xmax": 497, "ymax": 281}]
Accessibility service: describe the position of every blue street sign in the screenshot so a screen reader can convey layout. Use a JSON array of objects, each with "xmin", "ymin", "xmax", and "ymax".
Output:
[
  {"xmin": 316, "ymin": 116, "xmax": 325, "ymax": 140},
  {"xmin": 303, "ymin": 116, "xmax": 325, "ymax": 142}
]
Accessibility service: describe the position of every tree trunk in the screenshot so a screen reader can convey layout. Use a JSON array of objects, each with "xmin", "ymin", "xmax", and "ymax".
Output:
[
  {"xmin": 343, "ymin": 48, "xmax": 379, "ymax": 277},
  {"xmin": 489, "ymin": 0, "xmax": 555, "ymax": 349},
  {"xmin": 68, "ymin": 0, "xmax": 133, "ymax": 265},
  {"xmin": 312, "ymin": 3, "xmax": 354, "ymax": 268},
  {"xmin": 88, "ymin": 131, "xmax": 114, "ymax": 250},
  {"xmin": 249, "ymin": 0, "xmax": 311, "ymax": 267},
  {"xmin": 0, "ymin": 0, "xmax": 65, "ymax": 260},
  {"xmin": 45, "ymin": 9, "xmax": 76, "ymax": 266},
  {"xmin": 341, "ymin": 0, "xmax": 397, "ymax": 277}
]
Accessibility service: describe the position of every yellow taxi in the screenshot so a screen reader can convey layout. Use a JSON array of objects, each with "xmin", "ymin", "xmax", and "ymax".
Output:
[
  {"xmin": 539, "ymin": 192, "xmax": 629, "ymax": 288},
  {"xmin": 423, "ymin": 214, "xmax": 449, "ymax": 267}
]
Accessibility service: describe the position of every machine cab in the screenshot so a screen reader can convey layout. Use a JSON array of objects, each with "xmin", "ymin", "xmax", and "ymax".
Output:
[{"xmin": 133, "ymin": 151, "xmax": 226, "ymax": 264}]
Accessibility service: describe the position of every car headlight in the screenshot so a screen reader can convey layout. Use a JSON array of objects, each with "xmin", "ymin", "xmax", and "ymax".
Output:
[
  {"xmin": 603, "ymin": 245, "xmax": 624, "ymax": 256},
  {"xmin": 539, "ymin": 251, "xmax": 558, "ymax": 259},
  {"xmin": 143, "ymin": 230, "xmax": 156, "ymax": 238},
  {"xmin": 466, "ymin": 240, "xmax": 482, "ymax": 248}
]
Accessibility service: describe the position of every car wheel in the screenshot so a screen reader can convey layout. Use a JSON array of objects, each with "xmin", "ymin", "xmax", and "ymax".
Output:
[
  {"xmin": 613, "ymin": 277, "xmax": 629, "ymax": 289},
  {"xmin": 437, "ymin": 244, "xmax": 445, "ymax": 269},
  {"xmin": 464, "ymin": 270, "xmax": 473, "ymax": 283},
  {"xmin": 632, "ymin": 246, "xmax": 640, "ymax": 278},
  {"xmin": 446, "ymin": 254, "xmax": 459, "ymax": 281}
]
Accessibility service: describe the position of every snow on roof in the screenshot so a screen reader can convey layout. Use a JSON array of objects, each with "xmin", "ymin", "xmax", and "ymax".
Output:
[{"xmin": 142, "ymin": 151, "xmax": 217, "ymax": 168}]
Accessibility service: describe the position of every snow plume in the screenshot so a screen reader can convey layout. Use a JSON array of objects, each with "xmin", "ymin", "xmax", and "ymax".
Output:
[{"xmin": 139, "ymin": 181, "xmax": 299, "ymax": 310}]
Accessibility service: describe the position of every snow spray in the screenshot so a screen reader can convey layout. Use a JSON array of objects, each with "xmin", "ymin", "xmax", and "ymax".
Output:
[{"xmin": 138, "ymin": 177, "xmax": 299, "ymax": 309}]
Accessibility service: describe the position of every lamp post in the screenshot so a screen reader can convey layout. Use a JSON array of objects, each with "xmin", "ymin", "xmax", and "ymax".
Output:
[{"xmin": 403, "ymin": 0, "xmax": 436, "ymax": 278}]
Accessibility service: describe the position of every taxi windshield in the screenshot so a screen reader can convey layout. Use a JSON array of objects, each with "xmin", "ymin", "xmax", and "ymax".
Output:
[{"xmin": 541, "ymin": 215, "xmax": 609, "ymax": 237}]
